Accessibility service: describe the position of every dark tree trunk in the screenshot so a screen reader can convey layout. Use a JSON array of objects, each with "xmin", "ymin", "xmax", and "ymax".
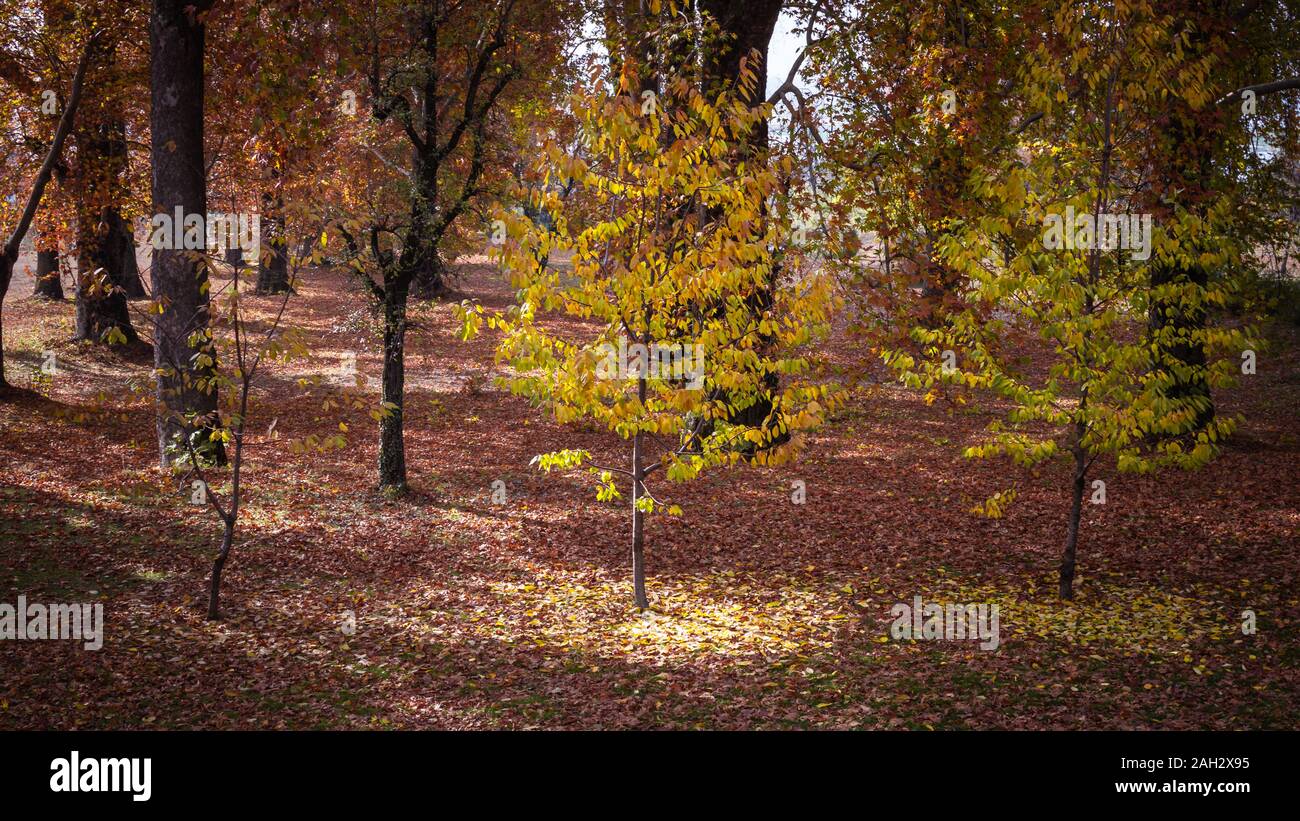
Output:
[
  {"xmin": 72, "ymin": 30, "xmax": 139, "ymax": 341},
  {"xmin": 698, "ymin": 0, "xmax": 785, "ymax": 434},
  {"xmin": 1149, "ymin": 258, "xmax": 1214, "ymax": 429},
  {"xmin": 1139, "ymin": 3, "xmax": 1227, "ymax": 433},
  {"xmin": 112, "ymin": 211, "xmax": 147, "ymax": 299},
  {"xmin": 364, "ymin": 1, "xmax": 514, "ymax": 491},
  {"xmin": 698, "ymin": 0, "xmax": 783, "ymax": 134},
  {"xmin": 1146, "ymin": 113, "xmax": 1216, "ymax": 432},
  {"xmin": 151, "ymin": 0, "xmax": 223, "ymax": 467},
  {"xmin": 411, "ymin": 245, "xmax": 447, "ymax": 299},
  {"xmin": 1059, "ymin": 443, "xmax": 1087, "ymax": 600},
  {"xmin": 378, "ymin": 282, "xmax": 408, "ymax": 491},
  {"xmin": 33, "ymin": 247, "xmax": 63, "ymax": 300},
  {"xmin": 255, "ymin": 212, "xmax": 293, "ymax": 294},
  {"xmin": 224, "ymin": 246, "xmax": 244, "ymax": 270},
  {"xmin": 74, "ymin": 208, "xmax": 138, "ymax": 343}
]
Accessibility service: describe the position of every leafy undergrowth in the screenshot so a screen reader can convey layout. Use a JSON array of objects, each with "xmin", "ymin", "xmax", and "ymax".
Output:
[{"xmin": 0, "ymin": 260, "xmax": 1297, "ymax": 729}]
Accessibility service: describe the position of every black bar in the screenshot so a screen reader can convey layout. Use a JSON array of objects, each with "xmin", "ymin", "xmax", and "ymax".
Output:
[{"xmin": 0, "ymin": 731, "xmax": 1286, "ymax": 809}]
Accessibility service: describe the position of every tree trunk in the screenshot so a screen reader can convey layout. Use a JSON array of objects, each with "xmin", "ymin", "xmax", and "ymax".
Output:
[
  {"xmin": 208, "ymin": 521, "xmax": 233, "ymax": 620},
  {"xmin": 0, "ymin": 257, "xmax": 10, "ymax": 389},
  {"xmin": 1059, "ymin": 444, "xmax": 1087, "ymax": 600},
  {"xmin": 224, "ymin": 246, "xmax": 244, "ymax": 270},
  {"xmin": 33, "ymin": 247, "xmax": 63, "ymax": 300},
  {"xmin": 1146, "ymin": 109, "xmax": 1216, "ymax": 432},
  {"xmin": 1149, "ymin": 259, "xmax": 1214, "ymax": 429},
  {"xmin": 630, "ymin": 374, "xmax": 648, "ymax": 610},
  {"xmin": 698, "ymin": 0, "xmax": 783, "ymax": 137},
  {"xmin": 412, "ymin": 245, "xmax": 447, "ymax": 299},
  {"xmin": 255, "ymin": 211, "xmax": 293, "ymax": 294},
  {"xmin": 112, "ymin": 211, "xmax": 147, "ymax": 299},
  {"xmin": 74, "ymin": 208, "xmax": 138, "ymax": 343},
  {"xmin": 151, "ymin": 0, "xmax": 223, "ymax": 467},
  {"xmin": 72, "ymin": 29, "xmax": 139, "ymax": 340},
  {"xmin": 699, "ymin": 0, "xmax": 784, "ymax": 435},
  {"xmin": 1142, "ymin": 10, "xmax": 1222, "ymax": 434},
  {"xmin": 378, "ymin": 283, "xmax": 408, "ymax": 491},
  {"xmin": 208, "ymin": 381, "xmax": 248, "ymax": 619}
]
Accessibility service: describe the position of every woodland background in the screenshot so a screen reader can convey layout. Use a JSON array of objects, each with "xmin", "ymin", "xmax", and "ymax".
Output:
[{"xmin": 0, "ymin": 0, "xmax": 1297, "ymax": 729}]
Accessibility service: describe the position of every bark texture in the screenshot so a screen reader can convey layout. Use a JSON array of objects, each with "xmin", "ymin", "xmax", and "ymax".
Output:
[{"xmin": 150, "ymin": 0, "xmax": 223, "ymax": 465}]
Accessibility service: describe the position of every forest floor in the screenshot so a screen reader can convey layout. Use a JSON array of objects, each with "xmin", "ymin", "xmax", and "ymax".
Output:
[{"xmin": 1, "ymin": 258, "xmax": 1297, "ymax": 729}]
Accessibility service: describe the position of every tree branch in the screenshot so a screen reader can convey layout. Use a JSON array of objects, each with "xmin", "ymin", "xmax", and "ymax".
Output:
[{"xmin": 1216, "ymin": 77, "xmax": 1300, "ymax": 106}]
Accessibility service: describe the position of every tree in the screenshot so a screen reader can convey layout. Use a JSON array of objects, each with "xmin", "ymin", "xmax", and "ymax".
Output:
[
  {"xmin": 460, "ymin": 68, "xmax": 837, "ymax": 608},
  {"xmin": 884, "ymin": 1, "xmax": 1254, "ymax": 599},
  {"xmin": 0, "ymin": 1, "xmax": 144, "ymax": 309},
  {"xmin": 1138, "ymin": 0, "xmax": 1300, "ymax": 432},
  {"xmin": 150, "ymin": 0, "xmax": 224, "ymax": 466},
  {"xmin": 176, "ymin": 220, "xmax": 321, "ymax": 619},
  {"xmin": 802, "ymin": 0, "xmax": 1033, "ymax": 358},
  {"xmin": 32, "ymin": 228, "xmax": 63, "ymax": 300},
  {"xmin": 0, "ymin": 32, "xmax": 93, "ymax": 391},
  {"xmin": 19, "ymin": 1, "xmax": 149, "ymax": 340},
  {"xmin": 336, "ymin": 0, "xmax": 569, "ymax": 492},
  {"xmin": 70, "ymin": 6, "xmax": 145, "ymax": 343}
]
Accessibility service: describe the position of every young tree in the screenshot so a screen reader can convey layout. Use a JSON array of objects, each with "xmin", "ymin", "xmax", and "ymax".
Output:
[
  {"xmin": 173, "ymin": 228, "xmax": 319, "ymax": 619},
  {"xmin": 460, "ymin": 70, "xmax": 837, "ymax": 608},
  {"xmin": 885, "ymin": 2, "xmax": 1254, "ymax": 600}
]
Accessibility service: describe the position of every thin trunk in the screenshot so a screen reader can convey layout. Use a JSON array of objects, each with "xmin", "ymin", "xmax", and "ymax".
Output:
[
  {"xmin": 378, "ymin": 283, "xmax": 408, "ymax": 490},
  {"xmin": 207, "ymin": 388, "xmax": 247, "ymax": 620},
  {"xmin": 630, "ymin": 374, "xmax": 648, "ymax": 609},
  {"xmin": 208, "ymin": 522, "xmax": 233, "ymax": 619},
  {"xmin": 0, "ymin": 259, "xmax": 9, "ymax": 389},
  {"xmin": 1059, "ymin": 62, "xmax": 1110, "ymax": 602},
  {"xmin": 1059, "ymin": 440, "xmax": 1087, "ymax": 600}
]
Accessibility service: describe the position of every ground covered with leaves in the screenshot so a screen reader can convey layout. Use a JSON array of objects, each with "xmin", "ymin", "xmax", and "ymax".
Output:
[{"xmin": 1, "ymin": 261, "xmax": 1297, "ymax": 729}]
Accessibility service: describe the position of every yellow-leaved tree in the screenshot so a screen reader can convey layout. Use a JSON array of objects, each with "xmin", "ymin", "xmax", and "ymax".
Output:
[
  {"xmin": 883, "ymin": 2, "xmax": 1256, "ymax": 600},
  {"xmin": 458, "ymin": 66, "xmax": 839, "ymax": 609}
]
